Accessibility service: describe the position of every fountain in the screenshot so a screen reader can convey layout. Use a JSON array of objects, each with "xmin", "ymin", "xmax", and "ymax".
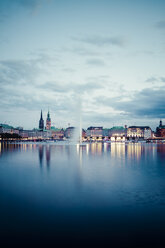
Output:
[{"xmin": 68, "ymin": 98, "xmax": 86, "ymax": 146}]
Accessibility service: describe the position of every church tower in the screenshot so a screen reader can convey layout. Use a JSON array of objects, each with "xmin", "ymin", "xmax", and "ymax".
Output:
[
  {"xmin": 46, "ymin": 111, "xmax": 51, "ymax": 130},
  {"xmin": 39, "ymin": 110, "xmax": 44, "ymax": 131}
]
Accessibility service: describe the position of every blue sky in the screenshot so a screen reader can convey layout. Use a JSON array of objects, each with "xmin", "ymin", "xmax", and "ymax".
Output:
[{"xmin": 0, "ymin": 0, "xmax": 165, "ymax": 129}]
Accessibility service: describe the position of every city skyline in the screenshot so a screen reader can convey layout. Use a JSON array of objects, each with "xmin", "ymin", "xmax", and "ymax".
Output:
[
  {"xmin": 1, "ymin": 109, "xmax": 164, "ymax": 133},
  {"xmin": 0, "ymin": 0, "xmax": 165, "ymax": 130}
]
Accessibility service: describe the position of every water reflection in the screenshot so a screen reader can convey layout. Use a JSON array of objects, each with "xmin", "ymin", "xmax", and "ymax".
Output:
[
  {"xmin": 89, "ymin": 143, "xmax": 104, "ymax": 155},
  {"xmin": 38, "ymin": 144, "xmax": 51, "ymax": 170},
  {"xmin": 46, "ymin": 146, "xmax": 51, "ymax": 169},
  {"xmin": 111, "ymin": 143, "xmax": 125, "ymax": 158},
  {"xmin": 76, "ymin": 144, "xmax": 83, "ymax": 166},
  {"xmin": 39, "ymin": 145, "xmax": 44, "ymax": 168},
  {"xmin": 1, "ymin": 142, "xmax": 165, "ymax": 247},
  {"xmin": 0, "ymin": 142, "xmax": 22, "ymax": 156},
  {"xmin": 126, "ymin": 143, "xmax": 144, "ymax": 160},
  {"xmin": 0, "ymin": 142, "xmax": 165, "ymax": 166},
  {"xmin": 157, "ymin": 144, "xmax": 165, "ymax": 163}
]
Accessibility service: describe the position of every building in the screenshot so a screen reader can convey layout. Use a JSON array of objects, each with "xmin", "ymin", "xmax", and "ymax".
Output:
[
  {"xmin": 127, "ymin": 126, "xmax": 152, "ymax": 139},
  {"xmin": 19, "ymin": 129, "xmax": 51, "ymax": 140},
  {"xmin": 46, "ymin": 111, "xmax": 51, "ymax": 130},
  {"xmin": 0, "ymin": 124, "xmax": 19, "ymax": 134},
  {"xmin": 64, "ymin": 127, "xmax": 85, "ymax": 140},
  {"xmin": 82, "ymin": 129, "xmax": 86, "ymax": 139},
  {"xmin": 64, "ymin": 127, "xmax": 75, "ymax": 139},
  {"xmin": 102, "ymin": 128, "xmax": 110, "ymax": 138},
  {"xmin": 51, "ymin": 128, "xmax": 65, "ymax": 140},
  {"xmin": 39, "ymin": 110, "xmax": 44, "ymax": 131},
  {"xmin": 0, "ymin": 124, "xmax": 13, "ymax": 134},
  {"xmin": 109, "ymin": 126, "xmax": 126, "ymax": 137},
  {"xmin": 109, "ymin": 126, "xmax": 127, "ymax": 141},
  {"xmin": 86, "ymin": 127, "xmax": 103, "ymax": 141},
  {"xmin": 156, "ymin": 120, "xmax": 165, "ymax": 137}
]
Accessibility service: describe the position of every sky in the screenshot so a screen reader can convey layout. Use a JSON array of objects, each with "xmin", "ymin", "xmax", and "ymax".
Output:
[{"xmin": 0, "ymin": 0, "xmax": 165, "ymax": 130}]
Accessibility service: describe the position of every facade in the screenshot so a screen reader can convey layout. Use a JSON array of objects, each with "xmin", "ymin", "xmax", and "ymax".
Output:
[
  {"xmin": 82, "ymin": 129, "xmax": 86, "ymax": 139},
  {"xmin": 46, "ymin": 111, "xmax": 51, "ymax": 130},
  {"xmin": 39, "ymin": 110, "xmax": 44, "ymax": 131},
  {"xmin": 64, "ymin": 127, "xmax": 75, "ymax": 139},
  {"xmin": 0, "ymin": 124, "xmax": 19, "ymax": 134},
  {"xmin": 102, "ymin": 129, "xmax": 110, "ymax": 138},
  {"xmin": 51, "ymin": 128, "xmax": 64, "ymax": 140},
  {"xmin": 156, "ymin": 120, "xmax": 165, "ymax": 137},
  {"xmin": 19, "ymin": 130, "xmax": 51, "ymax": 139},
  {"xmin": 127, "ymin": 126, "xmax": 152, "ymax": 139},
  {"xmin": 109, "ymin": 126, "xmax": 126, "ymax": 141},
  {"xmin": 86, "ymin": 127, "xmax": 103, "ymax": 141},
  {"xmin": 102, "ymin": 127, "xmax": 127, "ymax": 141},
  {"xmin": 64, "ymin": 127, "xmax": 86, "ymax": 139},
  {"xmin": 0, "ymin": 125, "xmax": 12, "ymax": 134},
  {"xmin": 109, "ymin": 126, "xmax": 126, "ymax": 137}
]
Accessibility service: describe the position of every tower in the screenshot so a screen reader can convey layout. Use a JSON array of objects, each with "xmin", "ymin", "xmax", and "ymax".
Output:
[
  {"xmin": 39, "ymin": 110, "xmax": 44, "ymax": 130},
  {"xmin": 160, "ymin": 120, "xmax": 163, "ymax": 127},
  {"xmin": 46, "ymin": 110, "xmax": 51, "ymax": 130}
]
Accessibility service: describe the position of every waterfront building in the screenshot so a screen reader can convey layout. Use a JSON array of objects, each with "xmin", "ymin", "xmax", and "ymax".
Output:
[
  {"xmin": 51, "ymin": 128, "xmax": 65, "ymax": 140},
  {"xmin": 102, "ymin": 128, "xmax": 110, "ymax": 138},
  {"xmin": 46, "ymin": 111, "xmax": 51, "ymax": 130},
  {"xmin": 82, "ymin": 129, "xmax": 86, "ymax": 139},
  {"xmin": 109, "ymin": 126, "xmax": 126, "ymax": 136},
  {"xmin": 109, "ymin": 126, "xmax": 127, "ymax": 141},
  {"xmin": 64, "ymin": 127, "xmax": 86, "ymax": 140},
  {"xmin": 0, "ymin": 124, "xmax": 19, "ymax": 135},
  {"xmin": 64, "ymin": 127, "xmax": 75, "ymax": 139},
  {"xmin": 86, "ymin": 127, "xmax": 103, "ymax": 141},
  {"xmin": 19, "ymin": 129, "xmax": 51, "ymax": 140},
  {"xmin": 156, "ymin": 120, "xmax": 165, "ymax": 137},
  {"xmin": 0, "ymin": 124, "xmax": 13, "ymax": 134},
  {"xmin": 127, "ymin": 126, "xmax": 152, "ymax": 139},
  {"xmin": 39, "ymin": 110, "xmax": 44, "ymax": 131}
]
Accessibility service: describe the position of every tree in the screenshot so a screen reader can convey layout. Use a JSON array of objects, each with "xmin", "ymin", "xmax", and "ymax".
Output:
[{"xmin": 0, "ymin": 133, "xmax": 21, "ymax": 141}]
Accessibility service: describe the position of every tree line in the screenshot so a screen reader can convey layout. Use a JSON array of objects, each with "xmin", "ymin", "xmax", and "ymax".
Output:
[{"xmin": 0, "ymin": 133, "xmax": 21, "ymax": 140}]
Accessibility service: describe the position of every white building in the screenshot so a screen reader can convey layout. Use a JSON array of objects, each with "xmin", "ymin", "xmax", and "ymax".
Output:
[{"xmin": 127, "ymin": 126, "xmax": 152, "ymax": 139}]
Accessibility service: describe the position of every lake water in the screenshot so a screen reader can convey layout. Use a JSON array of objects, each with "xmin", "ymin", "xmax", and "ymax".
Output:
[{"xmin": 0, "ymin": 142, "xmax": 165, "ymax": 247}]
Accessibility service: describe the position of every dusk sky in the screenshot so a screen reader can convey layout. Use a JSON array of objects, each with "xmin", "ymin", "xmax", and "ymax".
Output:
[{"xmin": 0, "ymin": 0, "xmax": 165, "ymax": 130}]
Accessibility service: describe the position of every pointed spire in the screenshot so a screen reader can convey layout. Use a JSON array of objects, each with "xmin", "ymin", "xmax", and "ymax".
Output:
[
  {"xmin": 47, "ymin": 109, "xmax": 50, "ymax": 120},
  {"xmin": 46, "ymin": 109, "xmax": 51, "ymax": 130},
  {"xmin": 39, "ymin": 110, "xmax": 44, "ymax": 130},
  {"xmin": 41, "ymin": 110, "xmax": 43, "ymax": 120}
]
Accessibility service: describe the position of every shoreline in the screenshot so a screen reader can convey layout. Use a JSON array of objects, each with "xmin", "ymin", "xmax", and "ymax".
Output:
[{"xmin": 1, "ymin": 139, "xmax": 165, "ymax": 144}]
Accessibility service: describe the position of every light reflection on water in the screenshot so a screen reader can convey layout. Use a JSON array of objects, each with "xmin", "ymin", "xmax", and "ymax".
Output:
[
  {"xmin": 0, "ymin": 142, "xmax": 164, "ymax": 169},
  {"xmin": 0, "ymin": 142, "xmax": 164, "ymax": 203},
  {"xmin": 0, "ymin": 142, "xmax": 165, "ymax": 247}
]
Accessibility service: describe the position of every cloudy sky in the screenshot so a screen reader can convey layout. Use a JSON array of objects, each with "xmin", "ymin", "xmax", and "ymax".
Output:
[{"xmin": 0, "ymin": 0, "xmax": 165, "ymax": 130}]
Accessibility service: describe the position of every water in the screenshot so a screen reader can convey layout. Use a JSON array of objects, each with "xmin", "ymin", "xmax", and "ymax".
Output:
[{"xmin": 0, "ymin": 142, "xmax": 165, "ymax": 247}]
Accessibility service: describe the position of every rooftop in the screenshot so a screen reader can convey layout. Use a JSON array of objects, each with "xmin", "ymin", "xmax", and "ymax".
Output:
[
  {"xmin": 158, "ymin": 126, "xmax": 165, "ymax": 129},
  {"xmin": 128, "ymin": 126, "xmax": 151, "ymax": 129},
  {"xmin": 87, "ymin": 126, "xmax": 103, "ymax": 130},
  {"xmin": 0, "ymin": 123, "xmax": 14, "ymax": 129},
  {"xmin": 110, "ymin": 126, "xmax": 125, "ymax": 130}
]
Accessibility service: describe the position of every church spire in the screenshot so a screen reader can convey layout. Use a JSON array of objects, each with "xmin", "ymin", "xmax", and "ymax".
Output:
[
  {"xmin": 41, "ymin": 110, "xmax": 43, "ymax": 120},
  {"xmin": 47, "ymin": 110, "xmax": 50, "ymax": 120},
  {"xmin": 39, "ymin": 110, "xmax": 44, "ymax": 130},
  {"xmin": 46, "ymin": 110, "xmax": 51, "ymax": 130}
]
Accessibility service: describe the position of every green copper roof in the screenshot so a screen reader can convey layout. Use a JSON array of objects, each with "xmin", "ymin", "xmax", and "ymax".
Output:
[
  {"xmin": 51, "ymin": 127, "xmax": 61, "ymax": 131},
  {"xmin": 0, "ymin": 123, "xmax": 14, "ymax": 129},
  {"xmin": 110, "ymin": 126, "xmax": 125, "ymax": 130}
]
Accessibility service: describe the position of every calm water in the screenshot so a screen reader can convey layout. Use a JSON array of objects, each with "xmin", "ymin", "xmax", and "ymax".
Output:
[{"xmin": 0, "ymin": 142, "xmax": 165, "ymax": 247}]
